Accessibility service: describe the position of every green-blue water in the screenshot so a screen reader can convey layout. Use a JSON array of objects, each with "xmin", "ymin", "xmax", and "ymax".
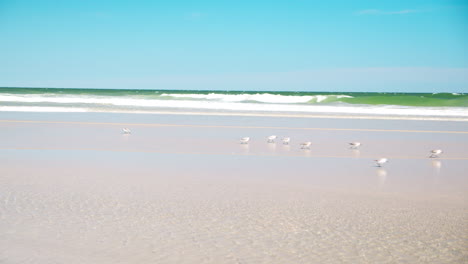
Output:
[
  {"xmin": 1, "ymin": 87, "xmax": 467, "ymax": 107},
  {"xmin": 1, "ymin": 87, "xmax": 467, "ymax": 119}
]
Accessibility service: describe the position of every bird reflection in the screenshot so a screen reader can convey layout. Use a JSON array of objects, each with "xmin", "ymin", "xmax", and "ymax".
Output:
[
  {"xmin": 240, "ymin": 143, "xmax": 250, "ymax": 154},
  {"xmin": 302, "ymin": 149, "xmax": 312, "ymax": 157},
  {"xmin": 376, "ymin": 168, "xmax": 387, "ymax": 189},
  {"xmin": 430, "ymin": 160, "xmax": 442, "ymax": 186},
  {"xmin": 267, "ymin": 142, "xmax": 277, "ymax": 152},
  {"xmin": 351, "ymin": 149, "xmax": 360, "ymax": 158},
  {"xmin": 122, "ymin": 132, "xmax": 131, "ymax": 142},
  {"xmin": 431, "ymin": 160, "xmax": 442, "ymax": 172}
]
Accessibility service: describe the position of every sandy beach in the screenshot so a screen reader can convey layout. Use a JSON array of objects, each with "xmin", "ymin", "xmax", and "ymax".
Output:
[{"xmin": 1, "ymin": 112, "xmax": 467, "ymax": 263}]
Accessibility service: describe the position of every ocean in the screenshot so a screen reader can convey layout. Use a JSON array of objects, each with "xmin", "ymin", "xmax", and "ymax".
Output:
[{"xmin": 1, "ymin": 87, "xmax": 467, "ymax": 120}]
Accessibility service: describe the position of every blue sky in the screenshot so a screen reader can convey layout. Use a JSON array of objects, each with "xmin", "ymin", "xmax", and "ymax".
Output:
[{"xmin": 0, "ymin": 0, "xmax": 467, "ymax": 92}]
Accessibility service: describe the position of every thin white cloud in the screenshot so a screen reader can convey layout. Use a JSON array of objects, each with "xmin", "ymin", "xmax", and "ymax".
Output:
[{"xmin": 356, "ymin": 9, "xmax": 421, "ymax": 15}]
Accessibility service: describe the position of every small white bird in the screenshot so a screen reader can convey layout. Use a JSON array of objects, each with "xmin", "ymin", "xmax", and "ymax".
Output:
[
  {"xmin": 300, "ymin": 142, "xmax": 312, "ymax": 149},
  {"xmin": 282, "ymin": 137, "xmax": 290, "ymax": 145},
  {"xmin": 122, "ymin": 128, "xmax": 131, "ymax": 134},
  {"xmin": 375, "ymin": 158, "xmax": 388, "ymax": 167},
  {"xmin": 267, "ymin": 135, "xmax": 277, "ymax": 143},
  {"xmin": 429, "ymin": 149, "xmax": 443, "ymax": 158},
  {"xmin": 349, "ymin": 142, "xmax": 361, "ymax": 149},
  {"xmin": 240, "ymin": 137, "xmax": 250, "ymax": 144}
]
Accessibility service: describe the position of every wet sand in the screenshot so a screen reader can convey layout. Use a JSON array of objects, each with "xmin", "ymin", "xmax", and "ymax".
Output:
[{"xmin": 0, "ymin": 112, "xmax": 467, "ymax": 263}]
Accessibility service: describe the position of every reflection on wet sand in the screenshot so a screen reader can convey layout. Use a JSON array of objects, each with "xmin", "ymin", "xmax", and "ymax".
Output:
[
  {"xmin": 267, "ymin": 142, "xmax": 277, "ymax": 152},
  {"xmin": 121, "ymin": 132, "xmax": 131, "ymax": 142},
  {"xmin": 430, "ymin": 160, "xmax": 442, "ymax": 186},
  {"xmin": 431, "ymin": 160, "xmax": 442, "ymax": 172},
  {"xmin": 351, "ymin": 149, "xmax": 360, "ymax": 158},
  {"xmin": 376, "ymin": 168, "xmax": 387, "ymax": 189},
  {"xmin": 239, "ymin": 143, "xmax": 250, "ymax": 154},
  {"xmin": 302, "ymin": 148, "xmax": 312, "ymax": 157}
]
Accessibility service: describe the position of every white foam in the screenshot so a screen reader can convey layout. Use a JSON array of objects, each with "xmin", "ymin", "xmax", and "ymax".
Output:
[
  {"xmin": 0, "ymin": 94, "xmax": 114, "ymax": 104},
  {"xmin": 0, "ymin": 106, "xmax": 88, "ymax": 112},
  {"xmin": 160, "ymin": 93, "xmax": 352, "ymax": 104},
  {"xmin": 1, "ymin": 94, "xmax": 467, "ymax": 118}
]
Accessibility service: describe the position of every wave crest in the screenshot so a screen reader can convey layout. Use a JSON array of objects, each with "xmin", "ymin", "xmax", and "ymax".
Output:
[{"xmin": 160, "ymin": 93, "xmax": 352, "ymax": 104}]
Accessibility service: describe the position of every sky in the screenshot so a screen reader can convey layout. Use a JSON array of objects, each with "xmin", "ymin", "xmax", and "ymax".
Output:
[{"xmin": 0, "ymin": 0, "xmax": 467, "ymax": 92}]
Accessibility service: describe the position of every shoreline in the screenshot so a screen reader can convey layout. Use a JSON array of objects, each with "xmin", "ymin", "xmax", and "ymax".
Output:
[
  {"xmin": 2, "ymin": 118, "xmax": 468, "ymax": 134},
  {"xmin": 2, "ymin": 107, "xmax": 468, "ymax": 121}
]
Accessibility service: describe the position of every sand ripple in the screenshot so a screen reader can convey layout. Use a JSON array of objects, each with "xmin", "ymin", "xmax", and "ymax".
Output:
[{"xmin": 1, "ymin": 175, "xmax": 467, "ymax": 264}]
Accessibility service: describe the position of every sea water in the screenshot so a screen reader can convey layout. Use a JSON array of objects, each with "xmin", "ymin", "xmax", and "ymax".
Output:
[{"xmin": 1, "ymin": 88, "xmax": 467, "ymax": 119}]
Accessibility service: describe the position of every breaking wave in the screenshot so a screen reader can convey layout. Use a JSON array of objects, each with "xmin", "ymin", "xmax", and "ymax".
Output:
[{"xmin": 1, "ymin": 88, "xmax": 467, "ymax": 119}]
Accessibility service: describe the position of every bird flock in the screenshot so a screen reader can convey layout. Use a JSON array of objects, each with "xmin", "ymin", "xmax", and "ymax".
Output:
[
  {"xmin": 120, "ymin": 128, "xmax": 443, "ymax": 167},
  {"xmin": 238, "ymin": 135, "xmax": 444, "ymax": 167}
]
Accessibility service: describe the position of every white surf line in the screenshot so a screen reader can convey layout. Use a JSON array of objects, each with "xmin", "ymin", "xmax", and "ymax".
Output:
[
  {"xmin": 1, "ymin": 119, "xmax": 468, "ymax": 134},
  {"xmin": 2, "ymin": 107, "xmax": 468, "ymax": 121},
  {"xmin": 2, "ymin": 147, "xmax": 468, "ymax": 160}
]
